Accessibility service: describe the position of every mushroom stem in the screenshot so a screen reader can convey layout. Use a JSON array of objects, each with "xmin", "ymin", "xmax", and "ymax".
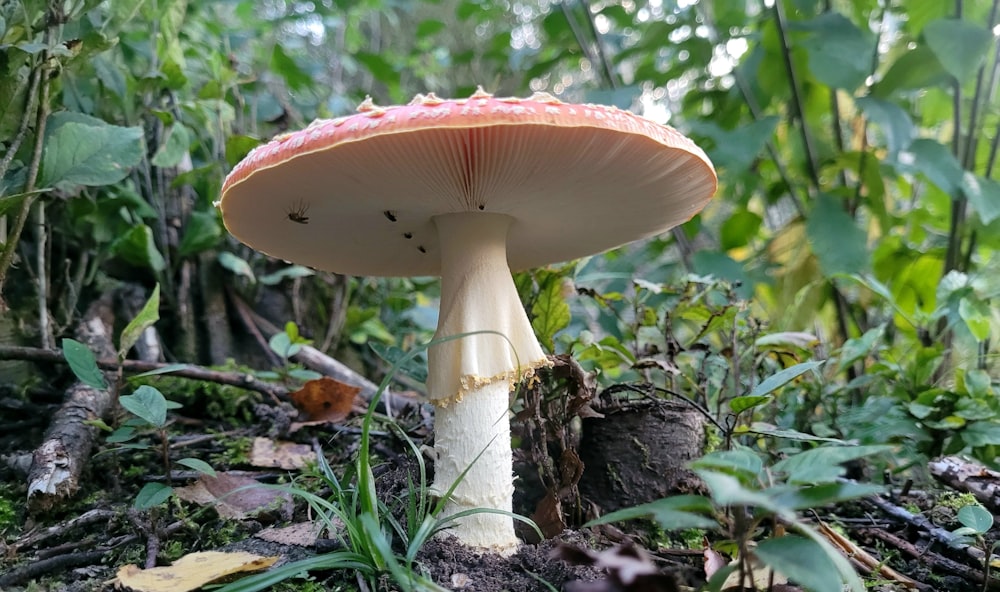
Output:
[{"xmin": 428, "ymin": 212, "xmax": 549, "ymax": 554}]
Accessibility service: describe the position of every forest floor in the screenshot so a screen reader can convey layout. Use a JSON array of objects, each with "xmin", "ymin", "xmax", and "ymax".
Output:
[{"xmin": 1, "ymin": 363, "xmax": 998, "ymax": 592}]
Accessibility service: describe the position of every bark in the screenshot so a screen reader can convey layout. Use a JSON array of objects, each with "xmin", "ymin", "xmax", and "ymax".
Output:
[
  {"xmin": 26, "ymin": 296, "xmax": 116, "ymax": 513},
  {"xmin": 199, "ymin": 252, "xmax": 234, "ymax": 366},
  {"xmin": 929, "ymin": 455, "xmax": 1000, "ymax": 513}
]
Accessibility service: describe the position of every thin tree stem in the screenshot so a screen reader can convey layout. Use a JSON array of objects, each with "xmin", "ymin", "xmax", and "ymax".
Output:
[{"xmin": 773, "ymin": 0, "xmax": 822, "ymax": 188}]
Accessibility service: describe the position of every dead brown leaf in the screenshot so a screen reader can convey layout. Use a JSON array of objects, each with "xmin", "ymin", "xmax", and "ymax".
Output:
[
  {"xmin": 249, "ymin": 437, "xmax": 315, "ymax": 470},
  {"xmin": 288, "ymin": 377, "xmax": 360, "ymax": 431},
  {"xmin": 174, "ymin": 472, "xmax": 292, "ymax": 521}
]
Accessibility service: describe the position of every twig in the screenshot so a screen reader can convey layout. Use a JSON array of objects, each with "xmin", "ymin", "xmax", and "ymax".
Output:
[
  {"xmin": 0, "ymin": 550, "xmax": 107, "ymax": 588},
  {"xmin": 772, "ymin": 0, "xmax": 821, "ymax": 188},
  {"xmin": 858, "ymin": 527, "xmax": 999, "ymax": 589},
  {"xmin": 580, "ymin": 0, "xmax": 618, "ymax": 89},
  {"xmin": 9, "ymin": 508, "xmax": 117, "ymax": 551},
  {"xmin": 864, "ymin": 493, "xmax": 986, "ymax": 561},
  {"xmin": 0, "ymin": 343, "xmax": 289, "ymax": 402}
]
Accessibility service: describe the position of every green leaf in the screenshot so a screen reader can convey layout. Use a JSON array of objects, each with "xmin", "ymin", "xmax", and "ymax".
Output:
[
  {"xmin": 62, "ymin": 338, "xmax": 108, "ymax": 390},
  {"xmin": 924, "ymin": 18, "xmax": 993, "ymax": 83},
  {"xmin": 690, "ymin": 450, "xmax": 763, "ymax": 480},
  {"xmin": 217, "ymin": 251, "xmax": 255, "ymax": 282},
  {"xmin": 270, "ymin": 44, "xmax": 311, "ymax": 92},
  {"xmin": 225, "ymin": 135, "xmax": 262, "ymax": 167},
  {"xmin": 748, "ymin": 361, "xmax": 824, "ymax": 398},
  {"xmin": 178, "ymin": 210, "xmax": 222, "ymax": 256},
  {"xmin": 957, "ymin": 504, "xmax": 993, "ymax": 534},
  {"xmin": 741, "ymin": 423, "xmax": 849, "ymax": 444},
  {"xmin": 107, "ymin": 426, "xmax": 137, "ymax": 444},
  {"xmin": 794, "ymin": 13, "xmax": 874, "ymax": 90},
  {"xmin": 855, "ymin": 96, "xmax": 914, "ymax": 157},
  {"xmin": 150, "ymin": 123, "xmax": 191, "ymax": 168},
  {"xmin": 176, "ymin": 457, "xmax": 217, "ymax": 477},
  {"xmin": 584, "ymin": 495, "xmax": 717, "ymax": 530},
  {"xmin": 355, "ymin": 52, "xmax": 400, "ymax": 91},
  {"xmin": 806, "ymin": 193, "xmax": 869, "ymax": 276},
  {"xmin": 902, "ymin": 139, "xmax": 964, "ymax": 195},
  {"xmin": 962, "ymin": 172, "xmax": 1000, "ymax": 225},
  {"xmin": 134, "ymin": 482, "xmax": 173, "ymax": 509},
  {"xmin": 691, "ymin": 116, "xmax": 778, "ymax": 171},
  {"xmin": 696, "ymin": 471, "xmax": 790, "ymax": 518},
  {"xmin": 959, "ymin": 296, "xmax": 991, "ymax": 341},
  {"xmin": 772, "ymin": 482, "xmax": 883, "ymax": 510},
  {"xmin": 531, "ymin": 275, "xmax": 571, "ymax": 351},
  {"xmin": 119, "ymin": 385, "xmax": 169, "ymax": 428},
  {"xmin": 40, "ymin": 113, "xmax": 144, "ymax": 190},
  {"xmin": 259, "ymin": 265, "xmax": 315, "ymax": 285},
  {"xmin": 112, "ymin": 225, "xmax": 166, "ymax": 272},
  {"xmin": 416, "ymin": 19, "xmax": 446, "ymax": 39},
  {"xmin": 719, "ymin": 209, "xmax": 762, "ymax": 250},
  {"xmin": 131, "ymin": 363, "xmax": 190, "ymax": 379},
  {"xmin": 772, "ymin": 445, "xmax": 891, "ymax": 484},
  {"xmin": 873, "ymin": 46, "xmax": 950, "ymax": 97},
  {"xmin": 961, "ymin": 422, "xmax": 1000, "ymax": 447},
  {"xmin": 119, "ymin": 284, "xmax": 160, "ymax": 359},
  {"xmin": 729, "ymin": 395, "xmax": 771, "ymax": 415},
  {"xmin": 755, "ymin": 535, "xmax": 843, "ymax": 592}
]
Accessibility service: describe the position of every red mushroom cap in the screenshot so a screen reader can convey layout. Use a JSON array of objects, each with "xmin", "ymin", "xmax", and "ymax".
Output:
[{"xmin": 219, "ymin": 89, "xmax": 717, "ymax": 276}]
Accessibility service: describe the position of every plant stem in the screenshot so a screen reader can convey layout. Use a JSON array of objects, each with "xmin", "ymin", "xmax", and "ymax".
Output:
[{"xmin": 773, "ymin": 0, "xmax": 821, "ymax": 188}]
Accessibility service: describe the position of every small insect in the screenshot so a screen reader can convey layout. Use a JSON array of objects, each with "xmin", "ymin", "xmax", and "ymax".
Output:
[
  {"xmin": 383, "ymin": 210, "xmax": 398, "ymax": 222},
  {"xmin": 286, "ymin": 201, "xmax": 310, "ymax": 224},
  {"xmin": 418, "ymin": 245, "xmax": 427, "ymax": 254}
]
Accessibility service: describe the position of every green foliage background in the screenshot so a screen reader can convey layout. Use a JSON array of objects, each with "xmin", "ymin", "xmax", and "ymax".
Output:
[{"xmin": 1, "ymin": 0, "xmax": 999, "ymax": 463}]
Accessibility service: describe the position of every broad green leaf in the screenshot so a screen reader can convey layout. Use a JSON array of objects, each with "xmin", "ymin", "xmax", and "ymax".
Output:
[
  {"xmin": 794, "ymin": 13, "xmax": 873, "ymax": 90},
  {"xmin": 178, "ymin": 210, "xmax": 222, "ymax": 256},
  {"xmin": 176, "ymin": 457, "xmax": 217, "ymax": 477},
  {"xmin": 741, "ymin": 423, "xmax": 848, "ymax": 444},
  {"xmin": 957, "ymin": 504, "xmax": 993, "ymax": 534},
  {"xmin": 962, "ymin": 172, "xmax": 1000, "ymax": 225},
  {"xmin": 270, "ymin": 44, "xmax": 311, "ymax": 91},
  {"xmin": 355, "ymin": 52, "xmax": 400, "ymax": 92},
  {"xmin": 150, "ymin": 122, "xmax": 191, "ymax": 168},
  {"xmin": 855, "ymin": 96, "xmax": 914, "ymax": 157},
  {"xmin": 748, "ymin": 361, "xmax": 824, "ymax": 398},
  {"xmin": 806, "ymin": 194, "xmax": 869, "ymax": 276},
  {"xmin": 924, "ymin": 18, "xmax": 993, "ymax": 83},
  {"xmin": 40, "ymin": 113, "xmax": 143, "ymax": 190},
  {"xmin": 119, "ymin": 284, "xmax": 160, "ymax": 359},
  {"xmin": 902, "ymin": 139, "xmax": 964, "ymax": 195},
  {"xmin": 696, "ymin": 471, "xmax": 790, "ymax": 518},
  {"xmin": 62, "ymin": 338, "xmax": 108, "ymax": 390},
  {"xmin": 225, "ymin": 134, "xmax": 262, "ymax": 167},
  {"xmin": 107, "ymin": 426, "xmax": 137, "ymax": 444},
  {"xmin": 964, "ymin": 370, "xmax": 993, "ymax": 398},
  {"xmin": 754, "ymin": 535, "xmax": 842, "ymax": 592},
  {"xmin": 531, "ymin": 275, "xmax": 571, "ymax": 352},
  {"xmin": 112, "ymin": 225, "xmax": 166, "ymax": 272},
  {"xmin": 690, "ymin": 450, "xmax": 763, "ymax": 479},
  {"xmin": 961, "ymin": 422, "xmax": 1000, "ymax": 447},
  {"xmin": 959, "ymin": 296, "xmax": 991, "ymax": 341},
  {"xmin": 772, "ymin": 482, "xmax": 883, "ymax": 510},
  {"xmin": 119, "ymin": 385, "xmax": 169, "ymax": 428},
  {"xmin": 269, "ymin": 331, "xmax": 300, "ymax": 358},
  {"xmin": 585, "ymin": 495, "xmax": 717, "ymax": 530},
  {"xmin": 416, "ymin": 19, "xmax": 446, "ymax": 38},
  {"xmin": 719, "ymin": 209, "xmax": 762, "ymax": 250},
  {"xmin": 874, "ymin": 46, "xmax": 949, "ymax": 96},
  {"xmin": 217, "ymin": 251, "xmax": 255, "ymax": 282},
  {"xmin": 729, "ymin": 395, "xmax": 771, "ymax": 415},
  {"xmin": 691, "ymin": 116, "xmax": 778, "ymax": 171},
  {"xmin": 772, "ymin": 445, "xmax": 891, "ymax": 484},
  {"xmin": 134, "ymin": 482, "xmax": 173, "ymax": 509}
]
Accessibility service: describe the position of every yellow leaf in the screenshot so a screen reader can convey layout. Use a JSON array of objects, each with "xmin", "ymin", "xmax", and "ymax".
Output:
[{"xmin": 115, "ymin": 551, "xmax": 278, "ymax": 592}]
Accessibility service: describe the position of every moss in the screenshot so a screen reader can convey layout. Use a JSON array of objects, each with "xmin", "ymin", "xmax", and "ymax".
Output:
[{"xmin": 937, "ymin": 491, "xmax": 978, "ymax": 510}]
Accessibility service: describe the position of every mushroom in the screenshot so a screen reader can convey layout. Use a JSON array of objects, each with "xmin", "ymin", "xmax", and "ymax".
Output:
[{"xmin": 218, "ymin": 88, "xmax": 717, "ymax": 554}]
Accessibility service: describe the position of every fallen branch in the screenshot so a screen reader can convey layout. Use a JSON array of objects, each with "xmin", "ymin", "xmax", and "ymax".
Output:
[
  {"xmin": 0, "ymin": 344, "xmax": 288, "ymax": 402},
  {"xmin": 26, "ymin": 297, "xmax": 116, "ymax": 513},
  {"xmin": 930, "ymin": 456, "xmax": 1000, "ymax": 513},
  {"xmin": 864, "ymin": 494, "xmax": 986, "ymax": 561},
  {"xmin": 858, "ymin": 527, "xmax": 999, "ymax": 590}
]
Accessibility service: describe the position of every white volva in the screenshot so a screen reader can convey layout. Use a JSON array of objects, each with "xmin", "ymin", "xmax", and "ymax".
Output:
[{"xmin": 427, "ymin": 212, "xmax": 549, "ymax": 553}]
